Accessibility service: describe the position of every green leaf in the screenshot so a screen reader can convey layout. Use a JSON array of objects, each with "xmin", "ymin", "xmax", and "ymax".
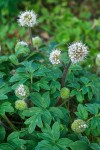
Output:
[
  {"xmin": 15, "ymin": 44, "xmax": 30, "ymax": 56},
  {"xmin": 9, "ymin": 54, "xmax": 19, "ymax": 65},
  {"xmin": 57, "ymin": 138, "xmax": 73, "ymax": 149},
  {"xmin": 38, "ymin": 132, "xmax": 54, "ymax": 143},
  {"xmin": 90, "ymin": 143, "xmax": 100, "ymax": 150},
  {"xmin": 52, "ymin": 122, "xmax": 60, "ymax": 141},
  {"xmin": 0, "ymin": 143, "xmax": 14, "ymax": 150},
  {"xmin": 42, "ymin": 92, "xmax": 50, "ymax": 108},
  {"xmin": 31, "ymin": 92, "xmax": 50, "ymax": 108},
  {"xmin": 0, "ymin": 102, "xmax": 14, "ymax": 115},
  {"xmin": 0, "ymin": 126, "xmax": 6, "ymax": 142},
  {"xmin": 37, "ymin": 123, "xmax": 72, "ymax": 150},
  {"xmin": 85, "ymin": 103, "xmax": 99, "ymax": 115},
  {"xmin": 82, "ymin": 86, "xmax": 88, "ymax": 94},
  {"xmin": 90, "ymin": 117, "xmax": 100, "ymax": 130},
  {"xmin": 50, "ymin": 81, "xmax": 61, "ymax": 93},
  {"xmin": 80, "ymin": 77, "xmax": 90, "ymax": 84},
  {"xmin": 30, "ymin": 92, "xmax": 42, "ymax": 107},
  {"xmin": 35, "ymin": 140, "xmax": 59, "ymax": 150},
  {"xmin": 33, "ymin": 82, "xmax": 40, "ymax": 92},
  {"xmin": 76, "ymin": 92, "xmax": 84, "ymax": 103},
  {"xmin": 70, "ymin": 89, "xmax": 78, "ymax": 96},
  {"xmin": 38, "ymin": 122, "xmax": 60, "ymax": 143},
  {"xmin": 75, "ymin": 104, "xmax": 88, "ymax": 120},
  {"xmin": 7, "ymin": 131, "xmax": 26, "ymax": 149},
  {"xmin": 42, "ymin": 110, "xmax": 52, "ymax": 125},
  {"xmin": 0, "ymin": 95, "xmax": 8, "ymax": 100},
  {"xmin": 10, "ymin": 70, "xmax": 29, "ymax": 83},
  {"xmin": 22, "ymin": 107, "xmax": 51, "ymax": 133},
  {"xmin": 69, "ymin": 141, "xmax": 89, "ymax": 150},
  {"xmin": 0, "ymin": 56, "xmax": 8, "ymax": 63},
  {"xmin": 21, "ymin": 61, "xmax": 38, "ymax": 74},
  {"xmin": 39, "ymin": 81, "xmax": 50, "ymax": 90},
  {"xmin": 49, "ymin": 107, "xmax": 64, "ymax": 119},
  {"xmin": 24, "ymin": 107, "xmax": 43, "ymax": 133},
  {"xmin": 0, "ymin": 83, "xmax": 12, "ymax": 100}
]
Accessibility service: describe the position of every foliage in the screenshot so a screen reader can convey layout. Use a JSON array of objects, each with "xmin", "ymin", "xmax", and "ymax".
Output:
[{"xmin": 0, "ymin": 0, "xmax": 100, "ymax": 150}]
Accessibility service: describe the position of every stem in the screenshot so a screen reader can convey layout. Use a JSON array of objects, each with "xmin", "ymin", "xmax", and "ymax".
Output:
[
  {"xmin": 0, "ymin": 119, "xmax": 10, "ymax": 129},
  {"xmin": 60, "ymin": 97, "xmax": 73, "ymax": 107},
  {"xmin": 87, "ymin": 113, "xmax": 100, "ymax": 122},
  {"xmin": 61, "ymin": 61, "xmax": 71, "ymax": 87},
  {"xmin": 31, "ymin": 75, "xmax": 33, "ymax": 84},
  {"xmin": 29, "ymin": 27, "xmax": 34, "ymax": 51},
  {"xmin": 2, "ymin": 115, "xmax": 16, "ymax": 131},
  {"xmin": 96, "ymin": 66, "xmax": 100, "ymax": 76},
  {"xmin": 30, "ymin": 73, "xmax": 33, "ymax": 91}
]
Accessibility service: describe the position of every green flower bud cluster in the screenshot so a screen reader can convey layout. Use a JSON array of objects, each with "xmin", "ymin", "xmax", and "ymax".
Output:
[
  {"xmin": 15, "ymin": 100, "xmax": 27, "ymax": 110},
  {"xmin": 71, "ymin": 119, "xmax": 88, "ymax": 133},
  {"xmin": 60, "ymin": 87, "xmax": 70, "ymax": 100},
  {"xmin": 32, "ymin": 36, "xmax": 42, "ymax": 48}
]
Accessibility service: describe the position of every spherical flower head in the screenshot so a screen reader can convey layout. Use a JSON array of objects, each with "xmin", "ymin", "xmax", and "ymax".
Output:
[
  {"xmin": 16, "ymin": 41, "xmax": 28, "ymax": 47},
  {"xmin": 32, "ymin": 36, "xmax": 42, "ymax": 47},
  {"xmin": 68, "ymin": 42, "xmax": 88, "ymax": 64},
  {"xmin": 60, "ymin": 87, "xmax": 70, "ymax": 100},
  {"xmin": 15, "ymin": 84, "xmax": 30, "ymax": 99},
  {"xmin": 71, "ymin": 119, "xmax": 88, "ymax": 133},
  {"xmin": 15, "ymin": 100, "xmax": 27, "ymax": 110},
  {"xmin": 95, "ymin": 54, "xmax": 100, "ymax": 66},
  {"xmin": 18, "ymin": 10, "xmax": 37, "ymax": 27},
  {"xmin": 49, "ymin": 49, "xmax": 61, "ymax": 65}
]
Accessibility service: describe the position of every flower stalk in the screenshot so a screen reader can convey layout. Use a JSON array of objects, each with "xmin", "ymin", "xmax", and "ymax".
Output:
[{"xmin": 29, "ymin": 28, "xmax": 34, "ymax": 51}]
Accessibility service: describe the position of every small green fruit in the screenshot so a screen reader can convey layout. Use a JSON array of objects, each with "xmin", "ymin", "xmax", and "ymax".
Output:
[
  {"xmin": 15, "ymin": 100, "xmax": 27, "ymax": 110},
  {"xmin": 60, "ymin": 87, "xmax": 70, "ymax": 99},
  {"xmin": 71, "ymin": 119, "xmax": 88, "ymax": 133}
]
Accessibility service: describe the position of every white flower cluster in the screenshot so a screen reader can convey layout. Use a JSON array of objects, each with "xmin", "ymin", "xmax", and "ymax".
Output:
[
  {"xmin": 68, "ymin": 42, "xmax": 88, "ymax": 64},
  {"xmin": 49, "ymin": 49, "xmax": 61, "ymax": 65},
  {"xmin": 18, "ymin": 10, "xmax": 37, "ymax": 27},
  {"xmin": 16, "ymin": 84, "xmax": 26, "ymax": 97},
  {"xmin": 96, "ymin": 54, "xmax": 100, "ymax": 58},
  {"xmin": 78, "ymin": 123, "xmax": 88, "ymax": 129},
  {"xmin": 15, "ymin": 100, "xmax": 27, "ymax": 110},
  {"xmin": 16, "ymin": 41, "xmax": 28, "ymax": 47}
]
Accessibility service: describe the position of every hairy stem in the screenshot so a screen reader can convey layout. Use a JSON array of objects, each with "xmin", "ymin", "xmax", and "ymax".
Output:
[
  {"xmin": 2, "ymin": 115, "xmax": 16, "ymax": 131},
  {"xmin": 29, "ymin": 27, "xmax": 34, "ymax": 51},
  {"xmin": 61, "ymin": 61, "xmax": 71, "ymax": 87}
]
